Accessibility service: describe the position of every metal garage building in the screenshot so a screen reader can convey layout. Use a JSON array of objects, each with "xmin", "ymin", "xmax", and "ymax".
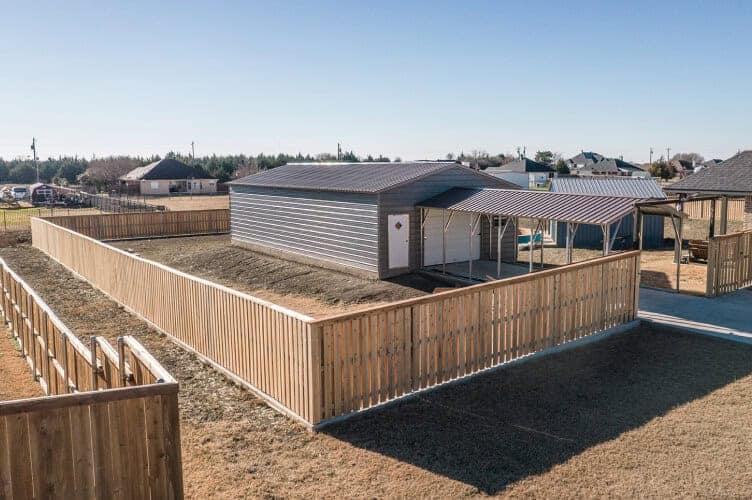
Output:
[
  {"xmin": 228, "ymin": 162, "xmax": 519, "ymax": 279},
  {"xmin": 551, "ymin": 177, "xmax": 666, "ymax": 249}
]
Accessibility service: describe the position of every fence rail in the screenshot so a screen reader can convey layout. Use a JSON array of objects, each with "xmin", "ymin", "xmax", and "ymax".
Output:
[
  {"xmin": 43, "ymin": 209, "xmax": 230, "ymax": 240},
  {"xmin": 706, "ymin": 229, "xmax": 752, "ymax": 296},
  {"xmin": 682, "ymin": 197, "xmax": 745, "ymax": 221},
  {"xmin": 0, "ymin": 255, "xmax": 183, "ymax": 499}
]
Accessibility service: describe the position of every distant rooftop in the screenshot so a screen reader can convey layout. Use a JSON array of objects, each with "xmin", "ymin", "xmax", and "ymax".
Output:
[
  {"xmin": 552, "ymin": 176, "xmax": 665, "ymax": 199},
  {"xmin": 120, "ymin": 158, "xmax": 212, "ymax": 181},
  {"xmin": 665, "ymin": 150, "xmax": 752, "ymax": 194},
  {"xmin": 484, "ymin": 157, "xmax": 553, "ymax": 174}
]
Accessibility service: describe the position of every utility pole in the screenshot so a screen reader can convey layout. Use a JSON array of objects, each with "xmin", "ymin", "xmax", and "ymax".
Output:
[
  {"xmin": 649, "ymin": 147, "xmax": 654, "ymax": 164},
  {"xmin": 31, "ymin": 137, "xmax": 39, "ymax": 183},
  {"xmin": 337, "ymin": 143, "xmax": 342, "ymax": 161},
  {"xmin": 666, "ymin": 147, "xmax": 671, "ymax": 162},
  {"xmin": 191, "ymin": 141, "xmax": 195, "ymax": 162}
]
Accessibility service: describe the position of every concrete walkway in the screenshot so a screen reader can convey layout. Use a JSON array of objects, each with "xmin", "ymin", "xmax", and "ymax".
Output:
[{"xmin": 639, "ymin": 287, "xmax": 752, "ymax": 343}]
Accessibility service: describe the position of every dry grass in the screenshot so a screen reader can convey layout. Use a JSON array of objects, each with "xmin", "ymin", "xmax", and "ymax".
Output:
[
  {"xmin": 145, "ymin": 195, "xmax": 229, "ymax": 211},
  {"xmin": 0, "ymin": 329, "xmax": 44, "ymax": 401},
  {"xmin": 2, "ymin": 243, "xmax": 752, "ymax": 497}
]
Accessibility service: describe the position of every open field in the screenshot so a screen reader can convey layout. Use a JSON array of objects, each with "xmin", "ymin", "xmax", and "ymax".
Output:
[
  {"xmin": 0, "ymin": 329, "xmax": 44, "ymax": 401},
  {"xmin": 665, "ymin": 217, "xmax": 743, "ymax": 241},
  {"xmin": 144, "ymin": 194, "xmax": 229, "ymax": 211},
  {"xmin": 2, "ymin": 242, "xmax": 752, "ymax": 497},
  {"xmin": 111, "ymin": 234, "xmax": 436, "ymax": 317}
]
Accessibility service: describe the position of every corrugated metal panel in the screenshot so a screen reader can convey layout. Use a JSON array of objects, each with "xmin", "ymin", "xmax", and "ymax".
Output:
[
  {"xmin": 552, "ymin": 177, "xmax": 666, "ymax": 198},
  {"xmin": 228, "ymin": 162, "xmax": 517, "ymax": 194},
  {"xmin": 418, "ymin": 188, "xmax": 642, "ymax": 225},
  {"xmin": 555, "ymin": 214, "xmax": 665, "ymax": 250},
  {"xmin": 230, "ymin": 186, "xmax": 379, "ymax": 273}
]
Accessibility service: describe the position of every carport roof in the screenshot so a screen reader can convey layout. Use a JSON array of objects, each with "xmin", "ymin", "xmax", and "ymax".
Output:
[{"xmin": 417, "ymin": 188, "xmax": 642, "ymax": 225}]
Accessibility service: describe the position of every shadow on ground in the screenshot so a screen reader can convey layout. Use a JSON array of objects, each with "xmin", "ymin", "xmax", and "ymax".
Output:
[
  {"xmin": 640, "ymin": 269, "xmax": 673, "ymax": 290},
  {"xmin": 323, "ymin": 326, "xmax": 752, "ymax": 495}
]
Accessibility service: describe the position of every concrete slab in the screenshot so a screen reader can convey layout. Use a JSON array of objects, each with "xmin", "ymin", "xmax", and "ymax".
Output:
[{"xmin": 639, "ymin": 287, "xmax": 752, "ymax": 343}]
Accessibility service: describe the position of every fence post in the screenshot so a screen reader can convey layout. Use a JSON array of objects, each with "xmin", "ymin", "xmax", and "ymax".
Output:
[
  {"xmin": 28, "ymin": 294, "xmax": 37, "ymax": 381},
  {"xmin": 89, "ymin": 336, "xmax": 99, "ymax": 391},
  {"xmin": 308, "ymin": 323, "xmax": 323, "ymax": 426},
  {"xmin": 117, "ymin": 336, "xmax": 127, "ymax": 387},
  {"xmin": 62, "ymin": 335, "xmax": 70, "ymax": 393}
]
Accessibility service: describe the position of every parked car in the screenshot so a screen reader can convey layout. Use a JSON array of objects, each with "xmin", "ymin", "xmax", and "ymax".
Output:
[{"xmin": 11, "ymin": 186, "xmax": 29, "ymax": 200}]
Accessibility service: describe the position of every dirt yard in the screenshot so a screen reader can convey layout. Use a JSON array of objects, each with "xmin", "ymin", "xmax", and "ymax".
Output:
[
  {"xmin": 2, "ymin": 244, "xmax": 752, "ymax": 498},
  {"xmin": 145, "ymin": 195, "xmax": 229, "ymax": 211},
  {"xmin": 111, "ymin": 235, "xmax": 437, "ymax": 317},
  {"xmin": 0, "ymin": 330, "xmax": 44, "ymax": 401},
  {"xmin": 517, "ymin": 246, "xmax": 708, "ymax": 295}
]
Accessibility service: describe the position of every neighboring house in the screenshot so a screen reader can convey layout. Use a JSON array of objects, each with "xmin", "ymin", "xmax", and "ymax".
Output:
[
  {"xmin": 567, "ymin": 151, "xmax": 605, "ymax": 170},
  {"xmin": 701, "ymin": 159, "xmax": 723, "ymax": 170},
  {"xmin": 29, "ymin": 183, "xmax": 56, "ymax": 204},
  {"xmin": 228, "ymin": 162, "xmax": 519, "ymax": 279},
  {"xmin": 483, "ymin": 157, "xmax": 554, "ymax": 188},
  {"xmin": 119, "ymin": 159, "xmax": 217, "ymax": 195},
  {"xmin": 669, "ymin": 159, "xmax": 697, "ymax": 178},
  {"xmin": 587, "ymin": 158, "xmax": 646, "ymax": 177},
  {"xmin": 665, "ymin": 150, "xmax": 752, "ymax": 231},
  {"xmin": 551, "ymin": 176, "xmax": 666, "ymax": 249}
]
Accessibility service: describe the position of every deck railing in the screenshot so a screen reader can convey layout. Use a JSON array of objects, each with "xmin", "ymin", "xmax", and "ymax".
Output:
[
  {"xmin": 32, "ymin": 214, "xmax": 640, "ymax": 427},
  {"xmin": 0, "ymin": 255, "xmax": 183, "ymax": 499}
]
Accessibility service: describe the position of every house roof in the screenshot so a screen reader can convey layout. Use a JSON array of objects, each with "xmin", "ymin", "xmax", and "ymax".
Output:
[
  {"xmin": 552, "ymin": 177, "xmax": 666, "ymax": 199},
  {"xmin": 120, "ymin": 159, "xmax": 213, "ymax": 181},
  {"xmin": 228, "ymin": 161, "xmax": 518, "ymax": 194},
  {"xmin": 665, "ymin": 150, "xmax": 752, "ymax": 194},
  {"xmin": 585, "ymin": 158, "xmax": 643, "ymax": 174},
  {"xmin": 483, "ymin": 157, "xmax": 553, "ymax": 174},
  {"xmin": 568, "ymin": 151, "xmax": 605, "ymax": 166},
  {"xmin": 417, "ymin": 187, "xmax": 642, "ymax": 225}
]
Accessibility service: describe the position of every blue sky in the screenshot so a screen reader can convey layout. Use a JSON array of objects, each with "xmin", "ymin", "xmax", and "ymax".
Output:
[{"xmin": 1, "ymin": 0, "xmax": 750, "ymax": 163}]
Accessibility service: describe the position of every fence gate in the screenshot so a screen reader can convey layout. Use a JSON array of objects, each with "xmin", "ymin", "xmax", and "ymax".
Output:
[{"xmin": 706, "ymin": 229, "xmax": 752, "ymax": 296}]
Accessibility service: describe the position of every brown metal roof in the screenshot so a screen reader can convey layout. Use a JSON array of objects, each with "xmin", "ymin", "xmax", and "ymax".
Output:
[{"xmin": 417, "ymin": 188, "xmax": 642, "ymax": 225}]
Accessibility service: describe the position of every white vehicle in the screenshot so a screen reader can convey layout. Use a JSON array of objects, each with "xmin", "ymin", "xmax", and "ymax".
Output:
[{"xmin": 11, "ymin": 186, "xmax": 29, "ymax": 200}]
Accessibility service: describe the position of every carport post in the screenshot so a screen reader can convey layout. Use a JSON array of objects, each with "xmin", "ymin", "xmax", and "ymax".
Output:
[
  {"xmin": 720, "ymin": 196, "xmax": 728, "ymax": 235},
  {"xmin": 708, "ymin": 198, "xmax": 716, "ymax": 238},
  {"xmin": 601, "ymin": 224, "xmax": 610, "ymax": 256},
  {"xmin": 442, "ymin": 210, "xmax": 446, "ymax": 274},
  {"xmin": 540, "ymin": 219, "xmax": 546, "ymax": 269},
  {"xmin": 529, "ymin": 220, "xmax": 535, "ymax": 273},
  {"xmin": 670, "ymin": 215, "xmax": 682, "ymax": 292},
  {"xmin": 468, "ymin": 214, "xmax": 481, "ymax": 279},
  {"xmin": 497, "ymin": 216, "xmax": 511, "ymax": 278}
]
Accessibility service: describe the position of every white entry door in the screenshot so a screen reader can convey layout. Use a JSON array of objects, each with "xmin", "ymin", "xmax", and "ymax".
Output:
[
  {"xmin": 423, "ymin": 210, "xmax": 480, "ymax": 266},
  {"xmin": 388, "ymin": 213, "xmax": 410, "ymax": 269}
]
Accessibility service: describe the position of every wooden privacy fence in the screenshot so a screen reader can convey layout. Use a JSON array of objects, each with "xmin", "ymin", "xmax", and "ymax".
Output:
[
  {"xmin": 31, "ymin": 216, "xmax": 317, "ymax": 425},
  {"xmin": 0, "ymin": 256, "xmax": 183, "ymax": 499},
  {"xmin": 706, "ymin": 229, "xmax": 752, "ymax": 297},
  {"xmin": 682, "ymin": 197, "xmax": 745, "ymax": 221},
  {"xmin": 43, "ymin": 209, "xmax": 230, "ymax": 240},
  {"xmin": 311, "ymin": 251, "xmax": 640, "ymax": 421},
  {"xmin": 32, "ymin": 216, "xmax": 640, "ymax": 427},
  {"xmin": 0, "ymin": 208, "xmax": 101, "ymax": 233}
]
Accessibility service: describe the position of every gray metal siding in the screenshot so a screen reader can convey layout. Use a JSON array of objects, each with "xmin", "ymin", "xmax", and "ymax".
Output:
[
  {"xmin": 230, "ymin": 186, "xmax": 379, "ymax": 273},
  {"xmin": 377, "ymin": 167, "xmax": 507, "ymax": 277},
  {"xmin": 555, "ymin": 214, "xmax": 665, "ymax": 250}
]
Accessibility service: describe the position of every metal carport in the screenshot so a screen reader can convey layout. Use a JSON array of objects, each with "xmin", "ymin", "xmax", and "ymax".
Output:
[{"xmin": 417, "ymin": 188, "xmax": 643, "ymax": 278}]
